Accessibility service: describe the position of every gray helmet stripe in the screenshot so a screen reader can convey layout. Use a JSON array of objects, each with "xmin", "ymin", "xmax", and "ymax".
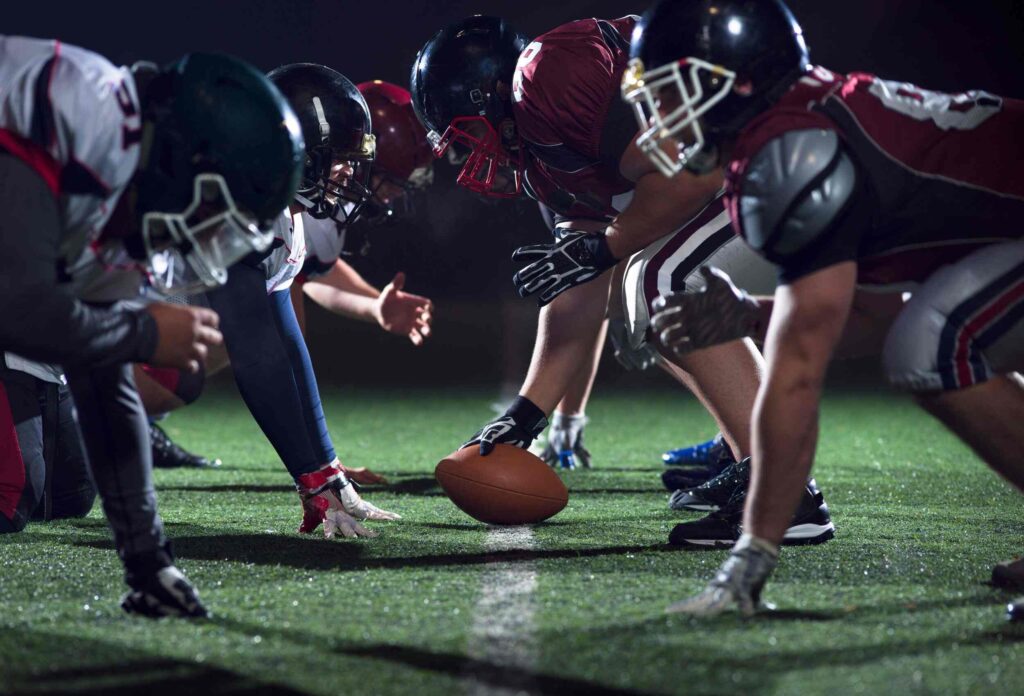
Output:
[{"xmin": 312, "ymin": 96, "xmax": 330, "ymax": 144}]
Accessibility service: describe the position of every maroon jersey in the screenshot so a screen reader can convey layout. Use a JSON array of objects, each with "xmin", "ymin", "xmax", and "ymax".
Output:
[
  {"xmin": 725, "ymin": 66, "xmax": 1024, "ymax": 287},
  {"xmin": 512, "ymin": 17, "xmax": 637, "ymax": 222}
]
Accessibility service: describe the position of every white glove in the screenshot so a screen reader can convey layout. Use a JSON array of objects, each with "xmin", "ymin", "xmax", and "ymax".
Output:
[{"xmin": 296, "ymin": 462, "xmax": 400, "ymax": 538}]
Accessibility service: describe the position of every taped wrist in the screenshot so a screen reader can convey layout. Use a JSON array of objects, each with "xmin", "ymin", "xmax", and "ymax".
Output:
[
  {"xmin": 506, "ymin": 396, "xmax": 548, "ymax": 438},
  {"xmin": 296, "ymin": 462, "xmax": 351, "ymax": 495}
]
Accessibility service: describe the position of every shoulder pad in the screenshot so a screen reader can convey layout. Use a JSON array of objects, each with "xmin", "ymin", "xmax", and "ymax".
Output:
[{"xmin": 739, "ymin": 129, "xmax": 857, "ymax": 261}]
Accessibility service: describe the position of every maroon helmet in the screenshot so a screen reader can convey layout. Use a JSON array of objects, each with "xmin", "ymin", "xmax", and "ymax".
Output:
[{"xmin": 357, "ymin": 80, "xmax": 434, "ymax": 220}]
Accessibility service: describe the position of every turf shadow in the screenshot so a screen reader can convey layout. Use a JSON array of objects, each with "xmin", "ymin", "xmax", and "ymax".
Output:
[
  {"xmin": 342, "ymin": 643, "xmax": 655, "ymax": 696},
  {"xmin": 0, "ymin": 630, "xmax": 308, "ymax": 696},
  {"xmin": 78, "ymin": 535, "xmax": 673, "ymax": 572},
  {"xmin": 158, "ymin": 483, "xmax": 291, "ymax": 494}
]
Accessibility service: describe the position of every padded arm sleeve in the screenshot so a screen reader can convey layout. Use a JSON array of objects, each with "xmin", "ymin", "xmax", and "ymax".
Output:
[
  {"xmin": 0, "ymin": 153, "xmax": 157, "ymax": 368},
  {"xmin": 738, "ymin": 129, "xmax": 870, "ymax": 283}
]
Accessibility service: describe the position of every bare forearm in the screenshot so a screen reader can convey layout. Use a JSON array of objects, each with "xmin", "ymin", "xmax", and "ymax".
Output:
[{"xmin": 302, "ymin": 283, "xmax": 378, "ymax": 323}]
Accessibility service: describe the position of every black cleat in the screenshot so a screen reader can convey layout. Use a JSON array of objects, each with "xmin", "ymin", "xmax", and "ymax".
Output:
[
  {"xmin": 150, "ymin": 423, "xmax": 221, "ymax": 469},
  {"xmin": 121, "ymin": 544, "xmax": 209, "ymax": 619},
  {"xmin": 669, "ymin": 482, "xmax": 835, "ymax": 548},
  {"xmin": 1009, "ymin": 598, "xmax": 1023, "ymax": 623},
  {"xmin": 661, "ymin": 450, "xmax": 735, "ymax": 491},
  {"xmin": 669, "ymin": 457, "xmax": 751, "ymax": 511},
  {"xmin": 992, "ymin": 557, "xmax": 1024, "ymax": 592}
]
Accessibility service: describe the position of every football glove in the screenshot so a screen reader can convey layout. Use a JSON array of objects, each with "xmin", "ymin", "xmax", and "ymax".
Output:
[
  {"xmin": 297, "ymin": 462, "xmax": 400, "ymax": 539},
  {"xmin": 463, "ymin": 396, "xmax": 548, "ymax": 456},
  {"xmin": 121, "ymin": 542, "xmax": 208, "ymax": 619},
  {"xmin": 607, "ymin": 318, "xmax": 658, "ymax": 371},
  {"xmin": 512, "ymin": 230, "xmax": 618, "ymax": 307},
  {"xmin": 666, "ymin": 535, "xmax": 778, "ymax": 617},
  {"xmin": 539, "ymin": 412, "xmax": 591, "ymax": 469},
  {"xmin": 651, "ymin": 266, "xmax": 762, "ymax": 358}
]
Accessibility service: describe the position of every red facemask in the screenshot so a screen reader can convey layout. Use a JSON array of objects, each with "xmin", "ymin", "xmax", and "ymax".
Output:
[{"xmin": 429, "ymin": 115, "xmax": 524, "ymax": 198}]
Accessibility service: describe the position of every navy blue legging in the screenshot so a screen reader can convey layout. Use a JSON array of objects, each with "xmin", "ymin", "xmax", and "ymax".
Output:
[{"xmin": 205, "ymin": 263, "xmax": 335, "ymax": 479}]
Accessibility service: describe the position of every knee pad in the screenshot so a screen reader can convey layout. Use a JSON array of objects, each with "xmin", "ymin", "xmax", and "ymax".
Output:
[{"xmin": 882, "ymin": 295, "xmax": 948, "ymax": 392}]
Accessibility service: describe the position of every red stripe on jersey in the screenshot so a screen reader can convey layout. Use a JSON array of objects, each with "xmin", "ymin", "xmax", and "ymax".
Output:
[
  {"xmin": 954, "ymin": 278, "xmax": 1024, "ymax": 388},
  {"xmin": 0, "ymin": 383, "xmax": 26, "ymax": 520},
  {"xmin": 0, "ymin": 128, "xmax": 61, "ymax": 196}
]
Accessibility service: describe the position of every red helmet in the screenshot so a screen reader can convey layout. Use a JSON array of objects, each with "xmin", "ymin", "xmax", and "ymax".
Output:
[{"xmin": 357, "ymin": 80, "xmax": 434, "ymax": 189}]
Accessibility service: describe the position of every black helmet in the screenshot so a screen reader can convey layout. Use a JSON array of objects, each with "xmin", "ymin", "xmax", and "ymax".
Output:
[
  {"xmin": 410, "ymin": 15, "xmax": 530, "ymax": 198},
  {"xmin": 267, "ymin": 63, "xmax": 376, "ymax": 228},
  {"xmin": 133, "ymin": 53, "xmax": 305, "ymax": 294},
  {"xmin": 623, "ymin": 0, "xmax": 809, "ymax": 176}
]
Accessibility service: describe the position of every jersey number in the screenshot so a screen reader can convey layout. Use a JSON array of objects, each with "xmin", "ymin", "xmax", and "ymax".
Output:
[
  {"xmin": 867, "ymin": 77, "xmax": 1002, "ymax": 131},
  {"xmin": 512, "ymin": 42, "xmax": 542, "ymax": 104}
]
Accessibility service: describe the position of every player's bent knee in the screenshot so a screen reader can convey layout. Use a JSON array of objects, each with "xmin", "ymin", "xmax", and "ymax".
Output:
[{"xmin": 882, "ymin": 298, "xmax": 948, "ymax": 393}]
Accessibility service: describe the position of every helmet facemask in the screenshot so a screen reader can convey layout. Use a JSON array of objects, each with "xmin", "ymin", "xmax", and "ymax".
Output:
[
  {"xmin": 296, "ymin": 132, "xmax": 377, "ymax": 229},
  {"xmin": 427, "ymin": 115, "xmax": 523, "ymax": 198},
  {"xmin": 142, "ymin": 173, "xmax": 273, "ymax": 294},
  {"xmin": 622, "ymin": 57, "xmax": 737, "ymax": 177}
]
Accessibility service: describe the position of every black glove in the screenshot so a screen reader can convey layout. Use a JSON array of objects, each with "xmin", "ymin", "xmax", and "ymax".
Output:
[
  {"xmin": 512, "ymin": 231, "xmax": 618, "ymax": 307},
  {"xmin": 462, "ymin": 396, "xmax": 549, "ymax": 456}
]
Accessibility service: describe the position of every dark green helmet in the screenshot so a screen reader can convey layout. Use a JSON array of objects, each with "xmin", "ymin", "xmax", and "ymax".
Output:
[{"xmin": 133, "ymin": 52, "xmax": 305, "ymax": 293}]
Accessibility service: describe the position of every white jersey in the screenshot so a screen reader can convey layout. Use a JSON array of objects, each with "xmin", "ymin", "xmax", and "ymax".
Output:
[
  {"xmin": 0, "ymin": 36, "xmax": 140, "ymax": 262},
  {"xmin": 263, "ymin": 210, "xmax": 307, "ymax": 293},
  {"xmin": 301, "ymin": 212, "xmax": 345, "ymax": 278},
  {"xmin": 0, "ymin": 36, "xmax": 142, "ymax": 382}
]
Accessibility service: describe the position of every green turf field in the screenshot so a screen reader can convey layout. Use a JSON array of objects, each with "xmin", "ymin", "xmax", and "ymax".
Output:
[{"xmin": 1, "ymin": 386, "xmax": 1022, "ymax": 695}]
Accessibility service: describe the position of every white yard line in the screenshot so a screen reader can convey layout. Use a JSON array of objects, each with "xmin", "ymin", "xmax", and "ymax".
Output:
[{"xmin": 464, "ymin": 525, "xmax": 540, "ymax": 696}]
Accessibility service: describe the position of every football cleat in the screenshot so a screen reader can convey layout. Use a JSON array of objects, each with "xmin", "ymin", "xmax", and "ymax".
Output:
[
  {"xmin": 669, "ymin": 482, "xmax": 835, "ymax": 548},
  {"xmin": 150, "ymin": 423, "xmax": 221, "ymax": 468},
  {"xmin": 121, "ymin": 544, "xmax": 208, "ymax": 619},
  {"xmin": 1009, "ymin": 597, "xmax": 1023, "ymax": 623},
  {"xmin": 666, "ymin": 536, "xmax": 779, "ymax": 617},
  {"xmin": 992, "ymin": 557, "xmax": 1024, "ymax": 592},
  {"xmin": 669, "ymin": 457, "xmax": 751, "ymax": 511},
  {"xmin": 662, "ymin": 433, "xmax": 726, "ymax": 467},
  {"xmin": 661, "ymin": 451, "xmax": 735, "ymax": 491}
]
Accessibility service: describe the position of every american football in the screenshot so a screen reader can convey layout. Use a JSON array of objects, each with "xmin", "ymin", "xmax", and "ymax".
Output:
[
  {"xmin": 1, "ymin": 0, "xmax": 1022, "ymax": 693},
  {"xmin": 436, "ymin": 444, "xmax": 569, "ymax": 524}
]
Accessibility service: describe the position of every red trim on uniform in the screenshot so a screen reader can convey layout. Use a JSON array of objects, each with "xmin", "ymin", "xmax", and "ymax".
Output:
[
  {"xmin": 642, "ymin": 199, "xmax": 726, "ymax": 310},
  {"xmin": 0, "ymin": 383, "xmax": 26, "ymax": 520},
  {"xmin": 953, "ymin": 278, "xmax": 1024, "ymax": 387},
  {"xmin": 138, "ymin": 364, "xmax": 182, "ymax": 394},
  {"xmin": 0, "ymin": 129, "xmax": 61, "ymax": 196},
  {"xmin": 296, "ymin": 463, "xmax": 343, "ymax": 494}
]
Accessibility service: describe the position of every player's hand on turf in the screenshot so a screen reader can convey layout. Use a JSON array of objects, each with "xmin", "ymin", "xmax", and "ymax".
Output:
[
  {"xmin": 296, "ymin": 463, "xmax": 400, "ymax": 539},
  {"xmin": 462, "ymin": 396, "xmax": 549, "ymax": 456},
  {"xmin": 651, "ymin": 266, "xmax": 761, "ymax": 358},
  {"xmin": 512, "ymin": 230, "xmax": 618, "ymax": 307},
  {"xmin": 375, "ymin": 272, "xmax": 433, "ymax": 346},
  {"xmin": 145, "ymin": 302, "xmax": 222, "ymax": 373},
  {"xmin": 607, "ymin": 318, "xmax": 658, "ymax": 371},
  {"xmin": 539, "ymin": 413, "xmax": 592, "ymax": 469}
]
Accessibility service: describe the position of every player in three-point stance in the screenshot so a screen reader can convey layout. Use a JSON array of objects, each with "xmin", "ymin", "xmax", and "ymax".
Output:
[
  {"xmin": 0, "ymin": 36, "xmax": 304, "ymax": 616},
  {"xmin": 628, "ymin": 0, "xmax": 1024, "ymax": 622}
]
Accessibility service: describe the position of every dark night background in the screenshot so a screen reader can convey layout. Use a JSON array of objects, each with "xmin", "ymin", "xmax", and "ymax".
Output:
[{"xmin": 8, "ymin": 1, "xmax": 1024, "ymax": 388}]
